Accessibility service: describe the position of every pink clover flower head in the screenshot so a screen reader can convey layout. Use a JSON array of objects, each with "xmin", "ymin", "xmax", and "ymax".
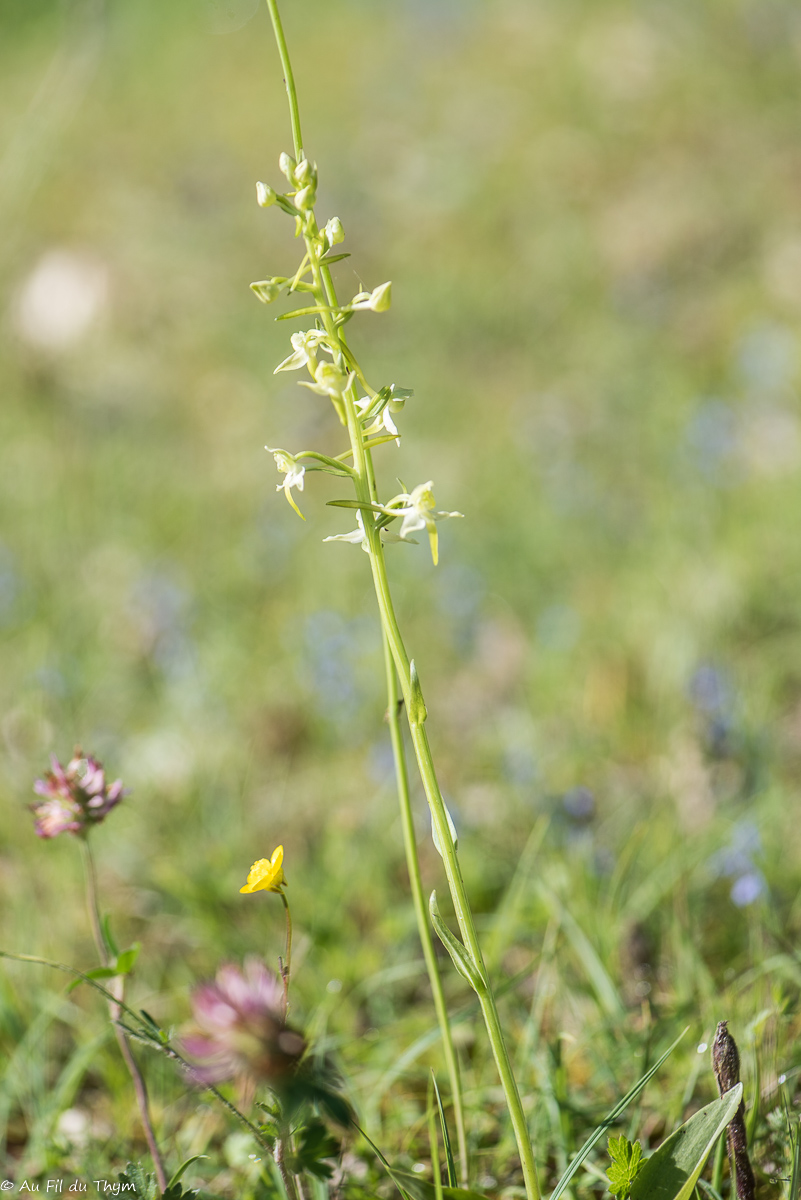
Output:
[
  {"xmin": 184, "ymin": 957, "xmax": 305, "ymax": 1087},
  {"xmin": 31, "ymin": 748, "xmax": 127, "ymax": 838}
]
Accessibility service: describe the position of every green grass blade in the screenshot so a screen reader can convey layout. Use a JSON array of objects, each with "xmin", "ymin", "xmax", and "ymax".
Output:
[
  {"xmin": 549, "ymin": 1028, "xmax": 688, "ymax": 1200},
  {"xmin": 537, "ymin": 885, "xmax": 625, "ymax": 1020},
  {"xmin": 432, "ymin": 1072, "xmax": 457, "ymax": 1189},
  {"xmin": 789, "ymin": 1121, "xmax": 801, "ymax": 1200}
]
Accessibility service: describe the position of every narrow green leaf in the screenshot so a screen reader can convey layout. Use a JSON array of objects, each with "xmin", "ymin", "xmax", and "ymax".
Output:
[
  {"xmin": 429, "ymin": 892, "xmax": 485, "ymax": 993},
  {"xmin": 629, "ymin": 1084, "xmax": 743, "ymax": 1200},
  {"xmin": 390, "ymin": 1171, "xmax": 490, "ymax": 1200},
  {"xmin": 409, "ymin": 659, "xmax": 427, "ymax": 725},
  {"xmin": 66, "ymin": 966, "xmax": 116, "ymax": 992},
  {"xmin": 319, "ymin": 252, "xmax": 351, "ymax": 264},
  {"xmin": 275, "ymin": 303, "xmax": 340, "ymax": 321},
  {"xmin": 537, "ymin": 884, "xmax": 624, "ymax": 1019},
  {"xmin": 166, "ymin": 1155, "xmax": 208, "ymax": 1192},
  {"xmin": 363, "ymin": 434, "xmax": 402, "ymax": 450},
  {"xmin": 789, "ymin": 1120, "xmax": 801, "ymax": 1200},
  {"xmin": 102, "ymin": 913, "xmax": 120, "ymax": 958},
  {"xmin": 431, "ymin": 1074, "xmax": 457, "ymax": 1189},
  {"xmin": 696, "ymin": 1181, "xmax": 725, "ymax": 1200},
  {"xmin": 326, "ymin": 499, "xmax": 390, "ymax": 514},
  {"xmin": 550, "ymin": 1028, "xmax": 688, "ymax": 1199}
]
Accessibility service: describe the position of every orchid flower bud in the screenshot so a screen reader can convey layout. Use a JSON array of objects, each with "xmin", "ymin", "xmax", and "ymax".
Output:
[
  {"xmin": 294, "ymin": 183, "xmax": 317, "ymax": 212},
  {"xmin": 278, "ymin": 152, "xmax": 297, "ymax": 182},
  {"xmin": 324, "ymin": 217, "xmax": 345, "ymax": 248},
  {"xmin": 294, "ymin": 157, "xmax": 317, "ymax": 188},
  {"xmin": 250, "ymin": 278, "xmax": 284, "ymax": 304},
  {"xmin": 256, "ymin": 181, "xmax": 277, "ymax": 208}
]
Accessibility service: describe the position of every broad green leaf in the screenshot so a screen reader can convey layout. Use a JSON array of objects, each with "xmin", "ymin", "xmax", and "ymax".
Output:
[
  {"xmin": 117, "ymin": 1162, "xmax": 158, "ymax": 1200},
  {"xmin": 629, "ymin": 1084, "xmax": 743, "ymax": 1200},
  {"xmin": 607, "ymin": 1134, "xmax": 643, "ymax": 1196},
  {"xmin": 115, "ymin": 943, "xmax": 141, "ymax": 975}
]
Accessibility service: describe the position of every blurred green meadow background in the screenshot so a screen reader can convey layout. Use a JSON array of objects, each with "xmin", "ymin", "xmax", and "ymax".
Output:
[{"xmin": 2, "ymin": 0, "xmax": 801, "ymax": 1190}]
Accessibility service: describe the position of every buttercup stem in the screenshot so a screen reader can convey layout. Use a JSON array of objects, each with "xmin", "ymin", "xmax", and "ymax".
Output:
[
  {"xmin": 80, "ymin": 838, "xmax": 168, "ymax": 1193},
  {"xmin": 280, "ymin": 890, "xmax": 293, "ymax": 1014},
  {"xmin": 261, "ymin": 6, "xmax": 540, "ymax": 1196},
  {"xmin": 383, "ymin": 633, "xmax": 469, "ymax": 1187}
]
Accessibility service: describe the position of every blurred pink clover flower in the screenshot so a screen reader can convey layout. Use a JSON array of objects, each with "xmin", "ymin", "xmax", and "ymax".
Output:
[
  {"xmin": 184, "ymin": 957, "xmax": 305, "ymax": 1086},
  {"xmin": 31, "ymin": 749, "xmax": 126, "ymax": 838}
]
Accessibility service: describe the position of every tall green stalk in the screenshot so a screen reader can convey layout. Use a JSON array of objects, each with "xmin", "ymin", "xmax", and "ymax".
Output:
[{"xmin": 260, "ymin": 4, "xmax": 540, "ymax": 1196}]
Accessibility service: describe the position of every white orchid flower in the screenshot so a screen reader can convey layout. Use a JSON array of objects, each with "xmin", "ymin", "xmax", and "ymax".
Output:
[
  {"xmin": 324, "ymin": 511, "xmax": 403, "ymax": 553},
  {"xmin": 298, "ymin": 361, "xmax": 354, "ymax": 399},
  {"xmin": 266, "ymin": 446, "xmax": 305, "ymax": 519},
  {"xmin": 355, "ymin": 386, "xmax": 409, "ymax": 445},
  {"xmin": 392, "ymin": 481, "xmax": 463, "ymax": 565},
  {"xmin": 323, "ymin": 512, "xmax": 369, "ymax": 552},
  {"xmin": 350, "ymin": 281, "xmax": 392, "ymax": 312},
  {"xmin": 274, "ymin": 329, "xmax": 330, "ymax": 374}
]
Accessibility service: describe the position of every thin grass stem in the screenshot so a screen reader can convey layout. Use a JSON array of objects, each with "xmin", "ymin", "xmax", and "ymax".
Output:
[
  {"xmin": 80, "ymin": 838, "xmax": 167, "ymax": 1193},
  {"xmin": 383, "ymin": 633, "xmax": 469, "ymax": 1186}
]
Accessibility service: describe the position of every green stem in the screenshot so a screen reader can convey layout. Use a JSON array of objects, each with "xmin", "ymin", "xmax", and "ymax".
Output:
[
  {"xmin": 80, "ymin": 835, "xmax": 107, "ymax": 962},
  {"xmin": 263, "ymin": 0, "xmax": 303, "ymax": 159},
  {"xmin": 274, "ymin": 1119, "xmax": 301, "ymax": 1200},
  {"xmin": 80, "ymin": 839, "xmax": 168, "ymax": 1194},
  {"xmin": 383, "ymin": 634, "xmax": 469, "ymax": 1187}
]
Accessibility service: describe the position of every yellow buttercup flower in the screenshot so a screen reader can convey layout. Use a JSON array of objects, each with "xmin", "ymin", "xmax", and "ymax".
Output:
[{"xmin": 240, "ymin": 846, "xmax": 287, "ymax": 894}]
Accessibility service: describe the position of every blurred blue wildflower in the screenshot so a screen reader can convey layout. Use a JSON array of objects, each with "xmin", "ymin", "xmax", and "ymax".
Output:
[
  {"xmin": 689, "ymin": 663, "xmax": 731, "ymax": 716},
  {"xmin": 685, "ymin": 399, "xmax": 738, "ymax": 481},
  {"xmin": 130, "ymin": 572, "xmax": 196, "ymax": 682},
  {"xmin": 688, "ymin": 662, "xmax": 737, "ymax": 757},
  {"xmin": 563, "ymin": 786, "xmax": 595, "ymax": 823},
  {"xmin": 730, "ymin": 871, "xmax": 766, "ymax": 908},
  {"xmin": 735, "ymin": 323, "xmax": 796, "ymax": 393},
  {"xmin": 708, "ymin": 821, "xmax": 766, "ymax": 907}
]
